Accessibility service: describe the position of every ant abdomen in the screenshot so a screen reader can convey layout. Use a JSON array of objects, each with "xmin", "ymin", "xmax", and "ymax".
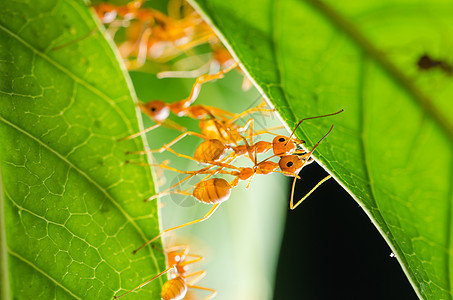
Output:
[
  {"xmin": 194, "ymin": 139, "xmax": 226, "ymax": 162},
  {"xmin": 193, "ymin": 178, "xmax": 232, "ymax": 204},
  {"xmin": 161, "ymin": 277, "xmax": 187, "ymax": 300}
]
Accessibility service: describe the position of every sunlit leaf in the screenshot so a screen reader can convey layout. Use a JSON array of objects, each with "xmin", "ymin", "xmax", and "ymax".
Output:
[
  {"xmin": 0, "ymin": 0, "xmax": 164, "ymax": 299},
  {"xmin": 190, "ymin": 0, "xmax": 453, "ymax": 298}
]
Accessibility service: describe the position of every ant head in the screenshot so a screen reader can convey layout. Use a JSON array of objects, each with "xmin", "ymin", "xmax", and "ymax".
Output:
[
  {"xmin": 272, "ymin": 136, "xmax": 299, "ymax": 156},
  {"xmin": 140, "ymin": 100, "xmax": 170, "ymax": 122},
  {"xmin": 279, "ymin": 155, "xmax": 303, "ymax": 176},
  {"xmin": 95, "ymin": 3, "xmax": 117, "ymax": 23},
  {"xmin": 166, "ymin": 251, "xmax": 183, "ymax": 265}
]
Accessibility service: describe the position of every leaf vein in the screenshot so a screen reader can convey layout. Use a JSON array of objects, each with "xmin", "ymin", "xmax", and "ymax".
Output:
[
  {"xmin": 7, "ymin": 248, "xmax": 82, "ymax": 299},
  {"xmin": 0, "ymin": 23, "xmax": 134, "ymax": 134},
  {"xmin": 0, "ymin": 115, "xmax": 160, "ymax": 272}
]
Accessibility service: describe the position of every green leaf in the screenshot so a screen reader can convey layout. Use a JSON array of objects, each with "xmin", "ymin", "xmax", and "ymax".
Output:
[
  {"xmin": 0, "ymin": 0, "xmax": 165, "ymax": 299},
  {"xmin": 190, "ymin": 0, "xmax": 453, "ymax": 298}
]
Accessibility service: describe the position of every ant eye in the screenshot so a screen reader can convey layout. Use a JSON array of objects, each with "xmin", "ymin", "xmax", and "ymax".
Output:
[
  {"xmin": 286, "ymin": 161, "xmax": 293, "ymax": 167},
  {"xmin": 278, "ymin": 137, "xmax": 285, "ymax": 142}
]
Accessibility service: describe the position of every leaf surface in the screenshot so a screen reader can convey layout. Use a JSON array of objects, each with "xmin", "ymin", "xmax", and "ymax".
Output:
[
  {"xmin": 190, "ymin": 0, "xmax": 453, "ymax": 298},
  {"xmin": 0, "ymin": 0, "xmax": 164, "ymax": 299}
]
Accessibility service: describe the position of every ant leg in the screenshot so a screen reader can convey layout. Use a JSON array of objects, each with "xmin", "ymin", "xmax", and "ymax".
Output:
[
  {"xmin": 257, "ymin": 168, "xmax": 301, "ymax": 178},
  {"xmin": 289, "ymin": 175, "xmax": 332, "ymax": 210},
  {"xmin": 114, "ymin": 266, "xmax": 175, "ymax": 299},
  {"xmin": 127, "ymin": 27, "xmax": 152, "ymax": 70},
  {"xmin": 242, "ymin": 118, "xmax": 257, "ymax": 164},
  {"xmin": 147, "ymin": 153, "xmax": 239, "ymax": 199},
  {"xmin": 245, "ymin": 174, "xmax": 255, "ymax": 189},
  {"xmin": 157, "ymin": 61, "xmax": 211, "ymax": 79},
  {"xmin": 248, "ymin": 125, "xmax": 287, "ymax": 137},
  {"xmin": 187, "ymin": 285, "xmax": 217, "ymax": 300},
  {"xmin": 165, "ymin": 244, "xmax": 190, "ymax": 254},
  {"xmin": 144, "ymin": 154, "xmax": 238, "ymax": 202},
  {"xmin": 159, "ymin": 118, "xmax": 187, "ymax": 132},
  {"xmin": 155, "ymin": 168, "xmax": 167, "ymax": 187},
  {"xmin": 144, "ymin": 189, "xmax": 192, "ymax": 202},
  {"xmin": 241, "ymin": 75, "xmax": 253, "ymax": 91},
  {"xmin": 199, "ymin": 105, "xmax": 237, "ymax": 119},
  {"xmin": 133, "ymin": 204, "xmax": 221, "ymax": 254},
  {"xmin": 248, "ymin": 119, "xmax": 258, "ymax": 163},
  {"xmin": 126, "ymin": 161, "xmax": 237, "ymax": 177},
  {"xmin": 146, "ymin": 171, "xmax": 211, "ymax": 202},
  {"xmin": 180, "ymin": 62, "xmax": 238, "ymax": 107},
  {"xmin": 185, "ymin": 270, "xmax": 206, "ymax": 285},
  {"xmin": 127, "ymin": 131, "xmax": 207, "ymax": 154},
  {"xmin": 175, "ymin": 31, "xmax": 217, "ymax": 52},
  {"xmin": 181, "ymin": 254, "xmax": 204, "ymax": 267},
  {"xmin": 118, "ymin": 123, "xmax": 161, "ymax": 141},
  {"xmin": 227, "ymin": 102, "xmax": 275, "ymax": 124}
]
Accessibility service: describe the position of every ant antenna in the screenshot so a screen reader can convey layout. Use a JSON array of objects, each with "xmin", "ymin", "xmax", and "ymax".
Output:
[
  {"xmin": 285, "ymin": 109, "xmax": 343, "ymax": 146},
  {"xmin": 288, "ymin": 125, "xmax": 334, "ymax": 209}
]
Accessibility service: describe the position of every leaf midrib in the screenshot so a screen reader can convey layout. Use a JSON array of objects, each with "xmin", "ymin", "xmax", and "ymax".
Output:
[
  {"xmin": 8, "ymin": 247, "xmax": 82, "ymax": 299},
  {"xmin": 302, "ymin": 0, "xmax": 453, "ymax": 142}
]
